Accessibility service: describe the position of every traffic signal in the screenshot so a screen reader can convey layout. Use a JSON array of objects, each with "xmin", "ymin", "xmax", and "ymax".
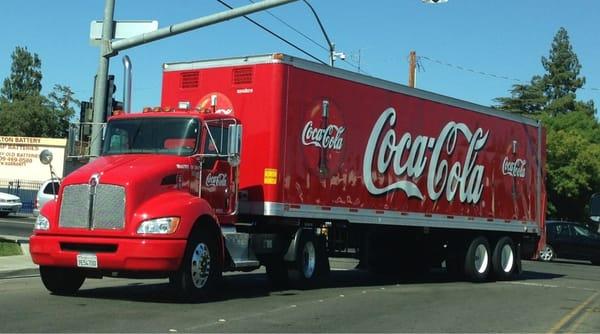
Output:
[{"xmin": 106, "ymin": 75, "xmax": 124, "ymax": 120}]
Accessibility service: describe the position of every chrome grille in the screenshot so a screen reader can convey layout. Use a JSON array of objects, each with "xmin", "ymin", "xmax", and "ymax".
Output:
[
  {"xmin": 92, "ymin": 185, "xmax": 125, "ymax": 229},
  {"xmin": 59, "ymin": 185, "xmax": 89, "ymax": 228},
  {"xmin": 59, "ymin": 184, "xmax": 126, "ymax": 230}
]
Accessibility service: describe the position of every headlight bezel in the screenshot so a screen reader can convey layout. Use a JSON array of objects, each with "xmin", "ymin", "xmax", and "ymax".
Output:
[
  {"xmin": 136, "ymin": 217, "xmax": 180, "ymax": 235},
  {"xmin": 34, "ymin": 214, "xmax": 50, "ymax": 231}
]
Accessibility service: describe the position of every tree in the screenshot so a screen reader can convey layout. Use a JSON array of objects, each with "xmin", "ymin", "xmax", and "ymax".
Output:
[
  {"xmin": 0, "ymin": 46, "xmax": 77, "ymax": 138},
  {"xmin": 494, "ymin": 75, "xmax": 546, "ymax": 114},
  {"xmin": 0, "ymin": 46, "xmax": 42, "ymax": 102},
  {"xmin": 47, "ymin": 85, "xmax": 79, "ymax": 138}
]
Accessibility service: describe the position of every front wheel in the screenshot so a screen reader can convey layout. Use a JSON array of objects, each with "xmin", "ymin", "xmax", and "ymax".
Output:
[
  {"xmin": 171, "ymin": 230, "xmax": 222, "ymax": 300},
  {"xmin": 539, "ymin": 244, "xmax": 555, "ymax": 262},
  {"xmin": 40, "ymin": 266, "xmax": 85, "ymax": 295}
]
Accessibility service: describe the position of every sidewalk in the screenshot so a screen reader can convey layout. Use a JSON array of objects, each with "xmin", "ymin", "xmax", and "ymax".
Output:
[{"xmin": 0, "ymin": 235, "xmax": 39, "ymax": 279}]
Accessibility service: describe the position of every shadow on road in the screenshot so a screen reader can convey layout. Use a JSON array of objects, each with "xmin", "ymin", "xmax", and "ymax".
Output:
[{"xmin": 70, "ymin": 266, "xmax": 565, "ymax": 304}]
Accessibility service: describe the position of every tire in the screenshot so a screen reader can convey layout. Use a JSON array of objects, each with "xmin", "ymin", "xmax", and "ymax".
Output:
[
  {"xmin": 539, "ymin": 244, "xmax": 555, "ymax": 262},
  {"xmin": 171, "ymin": 230, "xmax": 222, "ymax": 300},
  {"xmin": 40, "ymin": 266, "xmax": 85, "ymax": 295},
  {"xmin": 492, "ymin": 237, "xmax": 516, "ymax": 280},
  {"xmin": 464, "ymin": 236, "xmax": 491, "ymax": 282},
  {"xmin": 290, "ymin": 231, "xmax": 329, "ymax": 288}
]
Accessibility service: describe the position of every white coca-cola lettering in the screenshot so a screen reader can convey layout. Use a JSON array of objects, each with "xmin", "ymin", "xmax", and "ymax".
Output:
[
  {"xmin": 502, "ymin": 157, "xmax": 526, "ymax": 178},
  {"xmin": 205, "ymin": 173, "xmax": 228, "ymax": 187},
  {"xmin": 363, "ymin": 108, "xmax": 490, "ymax": 204},
  {"xmin": 301, "ymin": 121, "xmax": 345, "ymax": 151}
]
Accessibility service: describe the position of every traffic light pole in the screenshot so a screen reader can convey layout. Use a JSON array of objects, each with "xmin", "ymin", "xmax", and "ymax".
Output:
[
  {"xmin": 90, "ymin": 0, "xmax": 115, "ymax": 158},
  {"xmin": 89, "ymin": 0, "xmax": 298, "ymax": 158}
]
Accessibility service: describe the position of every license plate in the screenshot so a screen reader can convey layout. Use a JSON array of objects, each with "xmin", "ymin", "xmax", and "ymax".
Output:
[{"xmin": 77, "ymin": 254, "xmax": 98, "ymax": 268}]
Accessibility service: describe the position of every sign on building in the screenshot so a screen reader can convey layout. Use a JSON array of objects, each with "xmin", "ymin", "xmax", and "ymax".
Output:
[{"xmin": 0, "ymin": 136, "xmax": 66, "ymax": 182}]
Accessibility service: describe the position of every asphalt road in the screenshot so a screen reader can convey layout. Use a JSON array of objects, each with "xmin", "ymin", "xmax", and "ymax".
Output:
[
  {"xmin": 0, "ymin": 214, "xmax": 34, "ymax": 238},
  {"xmin": 1, "ymin": 259, "xmax": 599, "ymax": 333}
]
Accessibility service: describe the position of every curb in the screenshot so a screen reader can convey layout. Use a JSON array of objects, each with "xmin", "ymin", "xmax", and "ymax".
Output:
[{"xmin": 0, "ymin": 267, "xmax": 39, "ymax": 279}]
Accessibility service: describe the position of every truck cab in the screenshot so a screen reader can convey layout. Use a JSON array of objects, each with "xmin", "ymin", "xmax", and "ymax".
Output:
[{"xmin": 31, "ymin": 108, "xmax": 243, "ymax": 298}]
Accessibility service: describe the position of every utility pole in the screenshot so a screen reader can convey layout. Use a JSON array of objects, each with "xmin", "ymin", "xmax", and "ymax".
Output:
[
  {"xmin": 408, "ymin": 50, "xmax": 417, "ymax": 88},
  {"xmin": 89, "ymin": 0, "xmax": 298, "ymax": 158},
  {"xmin": 90, "ymin": 0, "xmax": 116, "ymax": 158}
]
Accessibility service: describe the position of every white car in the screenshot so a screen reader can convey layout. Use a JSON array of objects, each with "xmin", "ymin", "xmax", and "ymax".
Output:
[
  {"xmin": 33, "ymin": 179, "xmax": 60, "ymax": 217},
  {"xmin": 0, "ymin": 192, "xmax": 22, "ymax": 217}
]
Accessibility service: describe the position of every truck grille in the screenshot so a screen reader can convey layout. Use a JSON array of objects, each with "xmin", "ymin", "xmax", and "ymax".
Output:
[{"xmin": 59, "ymin": 184, "xmax": 126, "ymax": 230}]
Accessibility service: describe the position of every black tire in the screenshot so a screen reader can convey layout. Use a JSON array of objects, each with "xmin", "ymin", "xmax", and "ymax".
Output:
[
  {"xmin": 40, "ymin": 266, "xmax": 85, "ymax": 295},
  {"xmin": 464, "ymin": 236, "xmax": 491, "ymax": 282},
  {"xmin": 539, "ymin": 244, "xmax": 555, "ymax": 262},
  {"xmin": 171, "ymin": 230, "xmax": 222, "ymax": 300},
  {"xmin": 289, "ymin": 231, "xmax": 329, "ymax": 288},
  {"xmin": 264, "ymin": 256, "xmax": 289, "ymax": 289},
  {"xmin": 492, "ymin": 237, "xmax": 517, "ymax": 280}
]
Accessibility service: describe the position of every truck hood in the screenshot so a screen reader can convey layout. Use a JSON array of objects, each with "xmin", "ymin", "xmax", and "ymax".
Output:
[{"xmin": 64, "ymin": 154, "xmax": 190, "ymax": 187}]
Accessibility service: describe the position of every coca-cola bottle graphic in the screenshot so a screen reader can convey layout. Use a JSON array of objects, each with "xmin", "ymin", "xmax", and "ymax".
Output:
[{"xmin": 318, "ymin": 100, "xmax": 329, "ymax": 177}]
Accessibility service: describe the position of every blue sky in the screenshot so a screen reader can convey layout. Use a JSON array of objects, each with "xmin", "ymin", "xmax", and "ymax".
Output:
[{"xmin": 1, "ymin": 0, "xmax": 598, "ymax": 113}]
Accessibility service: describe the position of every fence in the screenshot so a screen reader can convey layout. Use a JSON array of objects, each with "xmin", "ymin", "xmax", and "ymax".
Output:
[{"xmin": 0, "ymin": 179, "xmax": 44, "ymax": 214}]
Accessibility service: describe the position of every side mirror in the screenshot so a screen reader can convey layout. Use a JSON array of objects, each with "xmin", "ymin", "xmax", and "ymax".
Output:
[
  {"xmin": 227, "ymin": 124, "xmax": 242, "ymax": 167},
  {"xmin": 591, "ymin": 193, "xmax": 600, "ymax": 223},
  {"xmin": 39, "ymin": 149, "xmax": 54, "ymax": 165}
]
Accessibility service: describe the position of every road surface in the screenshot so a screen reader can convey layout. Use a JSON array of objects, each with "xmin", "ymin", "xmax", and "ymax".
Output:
[{"xmin": 1, "ymin": 259, "xmax": 599, "ymax": 332}]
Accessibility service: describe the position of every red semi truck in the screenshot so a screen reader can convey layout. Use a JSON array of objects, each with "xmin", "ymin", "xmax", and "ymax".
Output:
[{"xmin": 31, "ymin": 53, "xmax": 546, "ymax": 298}]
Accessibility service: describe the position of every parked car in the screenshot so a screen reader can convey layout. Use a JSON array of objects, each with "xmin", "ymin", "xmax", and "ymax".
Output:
[
  {"xmin": 540, "ymin": 220, "xmax": 600, "ymax": 265},
  {"xmin": 33, "ymin": 179, "xmax": 60, "ymax": 217},
  {"xmin": 0, "ymin": 192, "xmax": 22, "ymax": 217}
]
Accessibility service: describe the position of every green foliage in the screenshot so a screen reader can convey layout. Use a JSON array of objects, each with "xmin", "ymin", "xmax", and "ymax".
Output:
[
  {"xmin": 1, "ymin": 46, "xmax": 42, "ymax": 102},
  {"xmin": 542, "ymin": 27, "xmax": 585, "ymax": 103},
  {"xmin": 494, "ymin": 75, "xmax": 546, "ymax": 114},
  {"xmin": 0, "ymin": 47, "xmax": 78, "ymax": 138},
  {"xmin": 0, "ymin": 241, "xmax": 22, "ymax": 257}
]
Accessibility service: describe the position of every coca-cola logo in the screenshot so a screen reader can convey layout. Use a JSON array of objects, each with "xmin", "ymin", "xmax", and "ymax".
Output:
[
  {"xmin": 363, "ymin": 108, "xmax": 490, "ymax": 204},
  {"xmin": 502, "ymin": 157, "xmax": 526, "ymax": 178},
  {"xmin": 205, "ymin": 173, "xmax": 227, "ymax": 187},
  {"xmin": 301, "ymin": 99, "xmax": 346, "ymax": 177},
  {"xmin": 301, "ymin": 122, "xmax": 345, "ymax": 151}
]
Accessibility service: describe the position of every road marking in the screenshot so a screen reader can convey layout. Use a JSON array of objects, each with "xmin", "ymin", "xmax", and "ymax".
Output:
[
  {"xmin": 547, "ymin": 292, "xmax": 598, "ymax": 334},
  {"xmin": 502, "ymin": 281, "xmax": 559, "ymax": 289}
]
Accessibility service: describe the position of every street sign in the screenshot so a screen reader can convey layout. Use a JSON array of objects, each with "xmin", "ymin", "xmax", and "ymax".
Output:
[{"xmin": 90, "ymin": 20, "xmax": 158, "ymax": 42}]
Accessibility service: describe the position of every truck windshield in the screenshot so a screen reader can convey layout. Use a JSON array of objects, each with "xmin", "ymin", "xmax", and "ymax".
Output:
[{"xmin": 102, "ymin": 117, "xmax": 199, "ymax": 156}]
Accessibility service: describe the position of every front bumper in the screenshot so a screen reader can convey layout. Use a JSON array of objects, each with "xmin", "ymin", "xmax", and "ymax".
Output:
[
  {"xmin": 30, "ymin": 235, "xmax": 187, "ymax": 272},
  {"xmin": 0, "ymin": 203, "xmax": 22, "ymax": 214}
]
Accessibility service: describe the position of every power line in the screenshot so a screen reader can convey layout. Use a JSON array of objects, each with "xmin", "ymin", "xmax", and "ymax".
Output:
[
  {"xmin": 418, "ymin": 55, "xmax": 600, "ymax": 93},
  {"xmin": 245, "ymin": 0, "xmax": 364, "ymax": 73},
  {"xmin": 216, "ymin": 0, "xmax": 327, "ymax": 65}
]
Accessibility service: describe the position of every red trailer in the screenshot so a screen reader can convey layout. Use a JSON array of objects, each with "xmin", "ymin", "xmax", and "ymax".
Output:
[{"xmin": 31, "ymin": 53, "xmax": 546, "ymax": 298}]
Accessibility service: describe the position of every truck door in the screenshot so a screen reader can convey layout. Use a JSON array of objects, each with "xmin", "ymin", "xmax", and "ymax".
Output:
[{"xmin": 198, "ymin": 120, "xmax": 239, "ymax": 218}]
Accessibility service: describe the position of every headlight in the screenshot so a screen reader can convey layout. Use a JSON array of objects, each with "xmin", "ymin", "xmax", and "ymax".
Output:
[
  {"xmin": 137, "ymin": 217, "xmax": 180, "ymax": 234},
  {"xmin": 34, "ymin": 214, "xmax": 50, "ymax": 230}
]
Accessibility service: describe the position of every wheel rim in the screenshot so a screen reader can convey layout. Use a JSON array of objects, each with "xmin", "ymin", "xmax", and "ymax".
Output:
[
  {"xmin": 540, "ymin": 246, "xmax": 553, "ymax": 261},
  {"xmin": 474, "ymin": 244, "xmax": 489, "ymax": 274},
  {"xmin": 302, "ymin": 241, "xmax": 316, "ymax": 279},
  {"xmin": 191, "ymin": 242, "xmax": 211, "ymax": 288},
  {"xmin": 500, "ymin": 244, "xmax": 514, "ymax": 273}
]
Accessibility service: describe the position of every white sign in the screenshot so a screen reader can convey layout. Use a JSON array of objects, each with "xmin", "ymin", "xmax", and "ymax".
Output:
[
  {"xmin": 0, "ymin": 136, "xmax": 66, "ymax": 182},
  {"xmin": 90, "ymin": 20, "xmax": 159, "ymax": 41}
]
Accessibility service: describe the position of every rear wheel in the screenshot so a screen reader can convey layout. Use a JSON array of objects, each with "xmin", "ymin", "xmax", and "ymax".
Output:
[
  {"xmin": 40, "ymin": 266, "xmax": 85, "ymax": 295},
  {"xmin": 539, "ymin": 244, "xmax": 555, "ymax": 262},
  {"xmin": 464, "ymin": 236, "xmax": 491, "ymax": 282},
  {"xmin": 171, "ymin": 230, "xmax": 222, "ymax": 300},
  {"xmin": 492, "ymin": 237, "xmax": 517, "ymax": 280},
  {"xmin": 290, "ymin": 231, "xmax": 329, "ymax": 288}
]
